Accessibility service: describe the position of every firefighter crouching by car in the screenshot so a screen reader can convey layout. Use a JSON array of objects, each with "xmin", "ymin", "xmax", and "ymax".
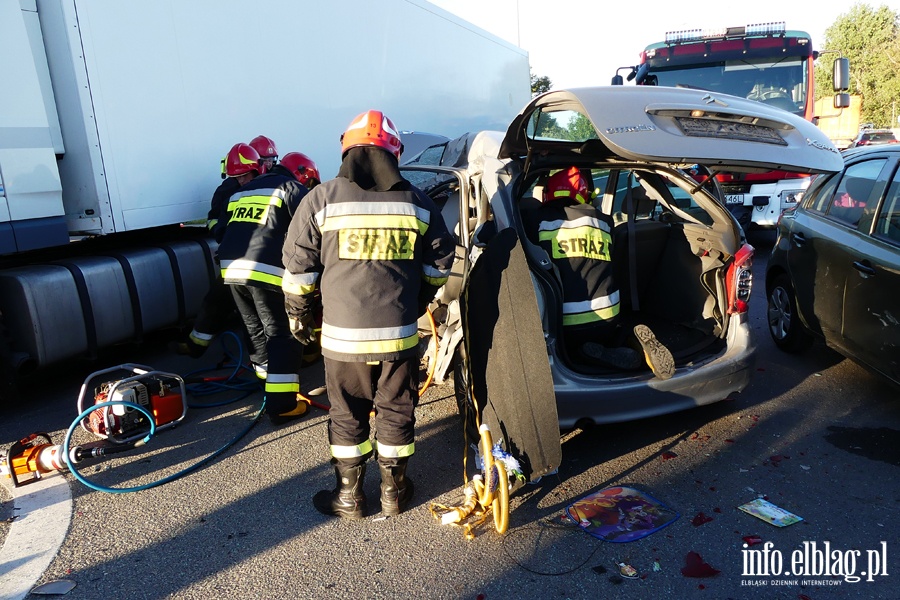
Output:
[
  {"xmin": 282, "ymin": 110, "xmax": 455, "ymax": 519},
  {"xmin": 218, "ymin": 142, "xmax": 309, "ymax": 424},
  {"xmin": 522, "ymin": 166, "xmax": 674, "ymax": 379}
]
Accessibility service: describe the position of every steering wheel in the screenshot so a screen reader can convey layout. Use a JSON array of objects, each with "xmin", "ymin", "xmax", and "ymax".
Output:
[{"xmin": 760, "ymin": 89, "xmax": 789, "ymax": 100}]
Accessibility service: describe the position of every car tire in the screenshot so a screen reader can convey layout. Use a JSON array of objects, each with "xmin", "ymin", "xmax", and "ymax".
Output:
[{"xmin": 767, "ymin": 274, "xmax": 813, "ymax": 353}]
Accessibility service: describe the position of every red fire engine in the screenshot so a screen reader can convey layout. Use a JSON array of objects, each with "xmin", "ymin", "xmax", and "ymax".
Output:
[{"xmin": 615, "ymin": 22, "xmax": 849, "ymax": 230}]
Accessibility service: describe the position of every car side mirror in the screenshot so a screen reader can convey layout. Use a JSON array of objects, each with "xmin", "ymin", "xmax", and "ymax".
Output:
[
  {"xmin": 611, "ymin": 74, "xmax": 624, "ymax": 86},
  {"xmin": 834, "ymin": 93, "xmax": 851, "ymax": 109}
]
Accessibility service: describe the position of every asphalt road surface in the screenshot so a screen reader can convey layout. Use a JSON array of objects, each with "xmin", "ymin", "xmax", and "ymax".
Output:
[{"xmin": 1, "ymin": 232, "xmax": 898, "ymax": 600}]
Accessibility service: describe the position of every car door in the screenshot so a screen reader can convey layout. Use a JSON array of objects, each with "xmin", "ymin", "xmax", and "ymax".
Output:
[
  {"xmin": 401, "ymin": 161, "xmax": 562, "ymax": 483},
  {"xmin": 841, "ymin": 158, "xmax": 900, "ymax": 383},
  {"xmin": 399, "ymin": 164, "xmax": 473, "ymax": 374},
  {"xmin": 787, "ymin": 158, "xmax": 888, "ymax": 345}
]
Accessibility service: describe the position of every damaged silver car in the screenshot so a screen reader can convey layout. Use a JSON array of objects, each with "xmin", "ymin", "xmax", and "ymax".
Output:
[{"xmin": 405, "ymin": 86, "xmax": 842, "ymax": 436}]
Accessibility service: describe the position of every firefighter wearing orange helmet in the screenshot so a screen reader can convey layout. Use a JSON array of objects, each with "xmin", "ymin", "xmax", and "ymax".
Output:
[{"xmin": 282, "ymin": 110, "xmax": 455, "ymax": 518}]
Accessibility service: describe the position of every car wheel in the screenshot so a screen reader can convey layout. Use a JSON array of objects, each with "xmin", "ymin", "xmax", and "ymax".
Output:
[{"xmin": 767, "ymin": 274, "xmax": 813, "ymax": 353}]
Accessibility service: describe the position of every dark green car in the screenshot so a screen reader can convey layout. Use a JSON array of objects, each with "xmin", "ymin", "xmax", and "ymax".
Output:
[{"xmin": 766, "ymin": 145, "xmax": 900, "ymax": 387}]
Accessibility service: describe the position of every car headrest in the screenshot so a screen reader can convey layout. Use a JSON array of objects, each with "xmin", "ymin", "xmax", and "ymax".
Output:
[
  {"xmin": 844, "ymin": 177, "xmax": 874, "ymax": 203},
  {"xmin": 623, "ymin": 185, "xmax": 656, "ymax": 216}
]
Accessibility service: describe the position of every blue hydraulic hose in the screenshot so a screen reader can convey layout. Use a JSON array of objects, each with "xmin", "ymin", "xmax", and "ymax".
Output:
[
  {"xmin": 63, "ymin": 397, "xmax": 266, "ymax": 494},
  {"xmin": 183, "ymin": 331, "xmax": 262, "ymax": 408}
]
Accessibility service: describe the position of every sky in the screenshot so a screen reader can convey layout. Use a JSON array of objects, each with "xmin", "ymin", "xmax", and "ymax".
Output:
[{"xmin": 427, "ymin": 0, "xmax": 900, "ymax": 90}]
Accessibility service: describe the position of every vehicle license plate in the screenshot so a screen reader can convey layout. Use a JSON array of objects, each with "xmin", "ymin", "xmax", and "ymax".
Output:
[{"xmin": 726, "ymin": 195, "xmax": 744, "ymax": 205}]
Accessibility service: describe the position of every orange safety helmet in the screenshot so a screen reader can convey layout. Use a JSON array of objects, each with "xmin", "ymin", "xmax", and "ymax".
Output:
[
  {"xmin": 280, "ymin": 152, "xmax": 321, "ymax": 188},
  {"xmin": 249, "ymin": 135, "xmax": 279, "ymax": 160},
  {"xmin": 543, "ymin": 166, "xmax": 590, "ymax": 204},
  {"xmin": 225, "ymin": 143, "xmax": 264, "ymax": 177},
  {"xmin": 340, "ymin": 110, "xmax": 403, "ymax": 159}
]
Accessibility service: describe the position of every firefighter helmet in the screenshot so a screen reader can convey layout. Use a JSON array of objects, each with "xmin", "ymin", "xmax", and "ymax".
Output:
[
  {"xmin": 543, "ymin": 166, "xmax": 590, "ymax": 204},
  {"xmin": 225, "ymin": 143, "xmax": 264, "ymax": 177},
  {"xmin": 340, "ymin": 110, "xmax": 403, "ymax": 159},
  {"xmin": 249, "ymin": 135, "xmax": 279, "ymax": 160},
  {"xmin": 280, "ymin": 152, "xmax": 321, "ymax": 188}
]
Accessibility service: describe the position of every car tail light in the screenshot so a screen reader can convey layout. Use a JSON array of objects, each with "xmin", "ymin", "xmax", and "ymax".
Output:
[{"xmin": 726, "ymin": 243, "xmax": 754, "ymax": 314}]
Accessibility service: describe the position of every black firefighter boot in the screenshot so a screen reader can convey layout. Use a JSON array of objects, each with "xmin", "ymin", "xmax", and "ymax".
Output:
[
  {"xmin": 379, "ymin": 462, "xmax": 414, "ymax": 517},
  {"xmin": 313, "ymin": 463, "xmax": 367, "ymax": 519}
]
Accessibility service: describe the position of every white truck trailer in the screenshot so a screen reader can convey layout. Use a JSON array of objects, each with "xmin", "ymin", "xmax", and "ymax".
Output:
[{"xmin": 0, "ymin": 0, "xmax": 531, "ymax": 397}]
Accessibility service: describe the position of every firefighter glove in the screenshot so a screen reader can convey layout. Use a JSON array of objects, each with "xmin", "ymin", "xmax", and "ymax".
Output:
[{"xmin": 289, "ymin": 313, "xmax": 316, "ymax": 346}]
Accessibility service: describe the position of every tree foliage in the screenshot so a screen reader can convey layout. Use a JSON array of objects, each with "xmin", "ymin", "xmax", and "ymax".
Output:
[
  {"xmin": 533, "ymin": 112, "xmax": 598, "ymax": 141},
  {"xmin": 815, "ymin": 3, "xmax": 900, "ymax": 127},
  {"xmin": 531, "ymin": 71, "xmax": 552, "ymax": 97}
]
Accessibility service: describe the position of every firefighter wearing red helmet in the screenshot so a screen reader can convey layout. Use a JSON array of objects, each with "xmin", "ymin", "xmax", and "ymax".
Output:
[
  {"xmin": 280, "ymin": 152, "xmax": 321, "ymax": 189},
  {"xmin": 249, "ymin": 135, "xmax": 279, "ymax": 173},
  {"xmin": 282, "ymin": 110, "xmax": 454, "ymax": 519},
  {"xmin": 218, "ymin": 142, "xmax": 310, "ymax": 423},
  {"xmin": 269, "ymin": 150, "xmax": 324, "ymax": 367},
  {"xmin": 523, "ymin": 166, "xmax": 674, "ymax": 379}
]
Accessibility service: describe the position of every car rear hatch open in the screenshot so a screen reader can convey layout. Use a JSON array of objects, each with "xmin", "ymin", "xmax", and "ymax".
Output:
[{"xmin": 499, "ymin": 86, "xmax": 843, "ymax": 175}]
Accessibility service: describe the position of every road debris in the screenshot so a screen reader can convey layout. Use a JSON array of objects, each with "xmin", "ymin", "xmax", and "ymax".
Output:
[
  {"xmin": 681, "ymin": 551, "xmax": 720, "ymax": 577},
  {"xmin": 738, "ymin": 498, "xmax": 803, "ymax": 527}
]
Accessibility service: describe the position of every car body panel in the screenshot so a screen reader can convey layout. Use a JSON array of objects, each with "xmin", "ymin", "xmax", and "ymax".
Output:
[
  {"xmin": 499, "ymin": 87, "xmax": 843, "ymax": 174},
  {"xmin": 768, "ymin": 146, "xmax": 900, "ymax": 386},
  {"xmin": 840, "ymin": 232, "xmax": 900, "ymax": 377},
  {"xmin": 462, "ymin": 227, "xmax": 561, "ymax": 481},
  {"xmin": 550, "ymin": 313, "xmax": 753, "ymax": 428}
]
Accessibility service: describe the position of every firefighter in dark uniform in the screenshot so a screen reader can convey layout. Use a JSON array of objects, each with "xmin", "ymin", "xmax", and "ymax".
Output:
[
  {"xmin": 522, "ymin": 166, "xmax": 674, "ymax": 379},
  {"xmin": 173, "ymin": 149, "xmax": 242, "ymax": 358},
  {"xmin": 282, "ymin": 110, "xmax": 455, "ymax": 519},
  {"xmin": 218, "ymin": 142, "xmax": 309, "ymax": 423},
  {"xmin": 278, "ymin": 152, "xmax": 323, "ymax": 367}
]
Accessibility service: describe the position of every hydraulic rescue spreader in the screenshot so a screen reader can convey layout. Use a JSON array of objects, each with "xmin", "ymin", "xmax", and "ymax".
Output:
[{"xmin": 1, "ymin": 364, "xmax": 187, "ymax": 487}]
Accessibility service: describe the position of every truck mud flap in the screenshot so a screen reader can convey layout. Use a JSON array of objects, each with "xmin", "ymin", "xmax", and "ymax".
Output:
[{"xmin": 462, "ymin": 227, "xmax": 561, "ymax": 484}]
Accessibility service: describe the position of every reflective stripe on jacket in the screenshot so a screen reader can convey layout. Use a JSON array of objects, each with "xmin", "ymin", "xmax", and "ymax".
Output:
[
  {"xmin": 524, "ymin": 201, "xmax": 620, "ymax": 329},
  {"xmin": 282, "ymin": 177, "xmax": 454, "ymax": 362},
  {"xmin": 217, "ymin": 172, "xmax": 306, "ymax": 292}
]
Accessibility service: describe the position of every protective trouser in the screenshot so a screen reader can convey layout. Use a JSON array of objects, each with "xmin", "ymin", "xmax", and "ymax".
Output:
[
  {"xmin": 188, "ymin": 277, "xmax": 236, "ymax": 351},
  {"xmin": 230, "ymin": 285, "xmax": 302, "ymax": 414},
  {"xmin": 324, "ymin": 356, "xmax": 419, "ymax": 469}
]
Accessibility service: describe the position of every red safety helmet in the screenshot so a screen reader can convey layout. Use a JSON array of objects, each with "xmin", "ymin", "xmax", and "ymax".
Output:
[
  {"xmin": 340, "ymin": 110, "xmax": 403, "ymax": 159},
  {"xmin": 543, "ymin": 166, "xmax": 590, "ymax": 204},
  {"xmin": 249, "ymin": 135, "xmax": 279, "ymax": 160},
  {"xmin": 280, "ymin": 152, "xmax": 321, "ymax": 188},
  {"xmin": 225, "ymin": 143, "xmax": 264, "ymax": 177}
]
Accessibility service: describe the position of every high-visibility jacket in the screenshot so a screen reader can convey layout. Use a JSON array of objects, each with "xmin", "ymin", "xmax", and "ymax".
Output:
[
  {"xmin": 282, "ymin": 177, "xmax": 455, "ymax": 363},
  {"xmin": 523, "ymin": 200, "xmax": 620, "ymax": 329},
  {"xmin": 207, "ymin": 176, "xmax": 240, "ymax": 240},
  {"xmin": 218, "ymin": 172, "xmax": 306, "ymax": 292}
]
